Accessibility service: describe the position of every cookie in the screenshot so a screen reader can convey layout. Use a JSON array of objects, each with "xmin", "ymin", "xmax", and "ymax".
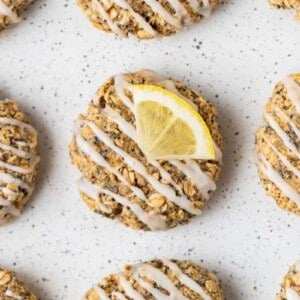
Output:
[
  {"xmin": 255, "ymin": 74, "xmax": 300, "ymax": 216},
  {"xmin": 0, "ymin": 100, "xmax": 39, "ymax": 225},
  {"xmin": 276, "ymin": 260, "xmax": 300, "ymax": 300},
  {"xmin": 84, "ymin": 259, "xmax": 224, "ymax": 300},
  {"xmin": 0, "ymin": 0, "xmax": 32, "ymax": 32},
  {"xmin": 77, "ymin": 0, "xmax": 219, "ymax": 39},
  {"xmin": 0, "ymin": 268, "xmax": 37, "ymax": 300},
  {"xmin": 268, "ymin": 0, "xmax": 300, "ymax": 20},
  {"xmin": 69, "ymin": 69, "xmax": 222, "ymax": 231}
]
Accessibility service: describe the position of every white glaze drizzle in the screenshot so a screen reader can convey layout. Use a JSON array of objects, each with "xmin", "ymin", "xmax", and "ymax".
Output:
[
  {"xmin": 91, "ymin": 0, "xmax": 127, "ymax": 37},
  {"xmin": 131, "ymin": 262, "xmax": 194, "ymax": 300},
  {"xmin": 286, "ymin": 288, "xmax": 300, "ymax": 300},
  {"xmin": 77, "ymin": 177, "xmax": 112, "ymax": 214},
  {"xmin": 169, "ymin": 160, "xmax": 215, "ymax": 199},
  {"xmin": 114, "ymin": 0, "xmax": 157, "ymax": 36},
  {"xmin": 264, "ymin": 138, "xmax": 300, "ymax": 178},
  {"xmin": 118, "ymin": 274, "xmax": 144, "ymax": 300},
  {"xmin": 275, "ymin": 107, "xmax": 300, "ymax": 140},
  {"xmin": 93, "ymin": 284, "xmax": 110, "ymax": 300},
  {"xmin": 0, "ymin": 117, "xmax": 37, "ymax": 139},
  {"xmin": 0, "ymin": 0, "xmax": 19, "ymax": 23},
  {"xmin": 162, "ymin": 259, "xmax": 212, "ymax": 300},
  {"xmin": 4, "ymin": 289, "xmax": 23, "ymax": 300},
  {"xmin": 90, "ymin": 0, "xmax": 214, "ymax": 37},
  {"xmin": 256, "ymin": 154, "xmax": 300, "ymax": 206},
  {"xmin": 0, "ymin": 172, "xmax": 32, "ymax": 194},
  {"xmin": 112, "ymin": 291, "xmax": 128, "ymax": 300},
  {"xmin": 282, "ymin": 75, "xmax": 300, "ymax": 112},
  {"xmin": 78, "ymin": 120, "xmax": 201, "ymax": 215},
  {"xmin": 264, "ymin": 112, "xmax": 300, "ymax": 160},
  {"xmin": 78, "ymin": 177, "xmax": 167, "ymax": 230}
]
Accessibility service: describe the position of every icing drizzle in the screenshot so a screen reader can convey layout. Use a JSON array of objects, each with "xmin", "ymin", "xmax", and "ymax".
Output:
[
  {"xmin": 74, "ymin": 71, "xmax": 221, "ymax": 230},
  {"xmin": 0, "ymin": 0, "xmax": 20, "ymax": 23},
  {"xmin": 90, "ymin": 0, "xmax": 214, "ymax": 37},
  {"xmin": 93, "ymin": 260, "xmax": 212, "ymax": 299}
]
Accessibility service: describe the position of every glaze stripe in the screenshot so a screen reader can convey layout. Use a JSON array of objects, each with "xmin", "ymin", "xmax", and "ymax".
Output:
[{"xmin": 0, "ymin": 0, "xmax": 19, "ymax": 23}]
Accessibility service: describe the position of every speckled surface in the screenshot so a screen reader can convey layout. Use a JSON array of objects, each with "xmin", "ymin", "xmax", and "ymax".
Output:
[{"xmin": 0, "ymin": 0, "xmax": 299, "ymax": 299}]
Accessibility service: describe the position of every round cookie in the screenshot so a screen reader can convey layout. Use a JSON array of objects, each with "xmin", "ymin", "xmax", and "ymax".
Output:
[
  {"xmin": 0, "ymin": 100, "xmax": 39, "ymax": 225},
  {"xmin": 0, "ymin": 268, "xmax": 37, "ymax": 300},
  {"xmin": 76, "ymin": 0, "xmax": 219, "ymax": 39},
  {"xmin": 268, "ymin": 0, "xmax": 300, "ymax": 20},
  {"xmin": 84, "ymin": 259, "xmax": 224, "ymax": 300},
  {"xmin": 255, "ymin": 74, "xmax": 300, "ymax": 216},
  {"xmin": 0, "ymin": 0, "xmax": 32, "ymax": 32},
  {"xmin": 276, "ymin": 260, "xmax": 300, "ymax": 300},
  {"xmin": 69, "ymin": 69, "xmax": 222, "ymax": 231}
]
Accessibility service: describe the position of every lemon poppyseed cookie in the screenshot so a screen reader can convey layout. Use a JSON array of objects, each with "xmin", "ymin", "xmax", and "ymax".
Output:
[
  {"xmin": 84, "ymin": 259, "xmax": 224, "ymax": 300},
  {"xmin": 0, "ymin": 268, "xmax": 37, "ymax": 300},
  {"xmin": 0, "ymin": 0, "xmax": 32, "ymax": 32},
  {"xmin": 255, "ymin": 74, "xmax": 300, "ymax": 216},
  {"xmin": 0, "ymin": 100, "xmax": 39, "ymax": 225},
  {"xmin": 77, "ymin": 0, "xmax": 219, "ymax": 39},
  {"xmin": 268, "ymin": 0, "xmax": 300, "ymax": 20},
  {"xmin": 69, "ymin": 69, "xmax": 222, "ymax": 231},
  {"xmin": 276, "ymin": 260, "xmax": 300, "ymax": 300}
]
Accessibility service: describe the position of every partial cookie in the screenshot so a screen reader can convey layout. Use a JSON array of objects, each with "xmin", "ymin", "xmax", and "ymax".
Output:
[
  {"xmin": 276, "ymin": 260, "xmax": 300, "ymax": 300},
  {"xmin": 268, "ymin": 0, "xmax": 300, "ymax": 20},
  {"xmin": 77, "ymin": 0, "xmax": 219, "ymax": 39},
  {"xmin": 0, "ymin": 268, "xmax": 37, "ymax": 300},
  {"xmin": 255, "ymin": 74, "xmax": 300, "ymax": 216},
  {"xmin": 69, "ymin": 69, "xmax": 222, "ymax": 231},
  {"xmin": 0, "ymin": 100, "xmax": 39, "ymax": 225},
  {"xmin": 84, "ymin": 259, "xmax": 224, "ymax": 300},
  {"xmin": 0, "ymin": 0, "xmax": 32, "ymax": 32}
]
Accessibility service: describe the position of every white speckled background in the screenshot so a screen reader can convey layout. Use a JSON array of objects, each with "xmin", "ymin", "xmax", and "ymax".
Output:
[{"xmin": 0, "ymin": 0, "xmax": 299, "ymax": 299}]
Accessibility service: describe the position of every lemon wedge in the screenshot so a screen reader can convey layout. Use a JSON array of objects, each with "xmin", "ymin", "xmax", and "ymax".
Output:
[{"xmin": 132, "ymin": 84, "xmax": 215, "ymax": 160}]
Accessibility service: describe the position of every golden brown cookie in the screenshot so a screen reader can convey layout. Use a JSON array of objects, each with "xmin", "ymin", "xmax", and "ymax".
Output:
[
  {"xmin": 255, "ymin": 74, "xmax": 300, "ymax": 216},
  {"xmin": 77, "ymin": 0, "xmax": 219, "ymax": 39},
  {"xmin": 268, "ymin": 0, "xmax": 300, "ymax": 20},
  {"xmin": 276, "ymin": 260, "xmax": 300, "ymax": 300},
  {"xmin": 0, "ymin": 0, "xmax": 32, "ymax": 32},
  {"xmin": 69, "ymin": 69, "xmax": 222, "ymax": 231},
  {"xmin": 0, "ymin": 268, "xmax": 37, "ymax": 300},
  {"xmin": 0, "ymin": 100, "xmax": 39, "ymax": 225},
  {"xmin": 84, "ymin": 259, "xmax": 224, "ymax": 300}
]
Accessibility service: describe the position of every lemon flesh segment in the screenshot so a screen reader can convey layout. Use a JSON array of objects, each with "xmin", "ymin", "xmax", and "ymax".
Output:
[{"xmin": 132, "ymin": 85, "xmax": 215, "ymax": 160}]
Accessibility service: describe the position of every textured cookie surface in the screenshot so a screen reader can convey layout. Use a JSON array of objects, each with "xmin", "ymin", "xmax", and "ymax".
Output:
[
  {"xmin": 0, "ymin": 0, "xmax": 32, "ymax": 32},
  {"xmin": 0, "ymin": 100, "xmax": 39, "ymax": 225},
  {"xmin": 268, "ymin": 0, "xmax": 300, "ymax": 19},
  {"xmin": 276, "ymin": 260, "xmax": 300, "ymax": 300},
  {"xmin": 0, "ymin": 268, "xmax": 37, "ymax": 300},
  {"xmin": 255, "ymin": 74, "xmax": 300, "ymax": 216},
  {"xmin": 77, "ymin": 0, "xmax": 219, "ymax": 39},
  {"xmin": 84, "ymin": 259, "xmax": 224, "ymax": 300},
  {"xmin": 69, "ymin": 69, "xmax": 222, "ymax": 231}
]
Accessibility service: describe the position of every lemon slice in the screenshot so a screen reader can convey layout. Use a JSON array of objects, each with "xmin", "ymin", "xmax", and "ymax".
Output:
[{"xmin": 132, "ymin": 84, "xmax": 215, "ymax": 160}]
